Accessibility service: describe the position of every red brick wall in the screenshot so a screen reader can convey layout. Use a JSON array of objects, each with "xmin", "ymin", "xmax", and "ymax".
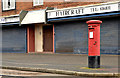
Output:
[
  {"xmin": 1, "ymin": 0, "xmax": 118, "ymax": 16},
  {"xmin": 0, "ymin": 0, "xmax": 2, "ymax": 16},
  {"xmin": 2, "ymin": 2, "xmax": 33, "ymax": 16}
]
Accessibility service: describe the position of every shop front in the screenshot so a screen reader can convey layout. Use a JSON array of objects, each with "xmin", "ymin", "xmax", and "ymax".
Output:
[
  {"xmin": 20, "ymin": 10, "xmax": 54, "ymax": 53},
  {"xmin": 34, "ymin": 24, "xmax": 54, "ymax": 53},
  {"xmin": 47, "ymin": 1, "xmax": 120, "ymax": 54},
  {"xmin": 1, "ymin": 16, "xmax": 27, "ymax": 53}
]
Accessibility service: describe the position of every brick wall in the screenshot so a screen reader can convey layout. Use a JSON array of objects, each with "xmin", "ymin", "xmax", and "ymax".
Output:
[
  {"xmin": 0, "ymin": 0, "xmax": 2, "ymax": 16},
  {"xmin": 1, "ymin": 0, "xmax": 118, "ymax": 16}
]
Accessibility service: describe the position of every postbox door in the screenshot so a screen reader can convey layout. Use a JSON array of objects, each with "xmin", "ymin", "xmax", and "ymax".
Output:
[{"xmin": 88, "ymin": 27, "xmax": 99, "ymax": 56}]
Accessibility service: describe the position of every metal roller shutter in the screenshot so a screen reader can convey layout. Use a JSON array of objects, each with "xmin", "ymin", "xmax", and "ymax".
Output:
[
  {"xmin": 100, "ymin": 17, "xmax": 118, "ymax": 54},
  {"xmin": 55, "ymin": 20, "xmax": 88, "ymax": 54},
  {"xmin": 2, "ymin": 25, "xmax": 27, "ymax": 53},
  {"xmin": 54, "ymin": 17, "xmax": 119, "ymax": 54}
]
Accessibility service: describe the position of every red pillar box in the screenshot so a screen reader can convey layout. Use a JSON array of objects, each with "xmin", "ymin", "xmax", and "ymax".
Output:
[{"xmin": 86, "ymin": 20, "xmax": 102, "ymax": 68}]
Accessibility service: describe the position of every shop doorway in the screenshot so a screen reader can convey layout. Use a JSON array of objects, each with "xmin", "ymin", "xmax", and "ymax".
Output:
[
  {"xmin": 29, "ymin": 25, "xmax": 35, "ymax": 52},
  {"xmin": 43, "ymin": 26, "xmax": 53, "ymax": 52}
]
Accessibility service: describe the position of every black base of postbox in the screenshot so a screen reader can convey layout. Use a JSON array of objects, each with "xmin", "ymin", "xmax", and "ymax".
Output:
[{"xmin": 88, "ymin": 56, "xmax": 100, "ymax": 68}]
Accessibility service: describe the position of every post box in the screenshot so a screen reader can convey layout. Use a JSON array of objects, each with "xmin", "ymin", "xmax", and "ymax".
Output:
[{"xmin": 86, "ymin": 20, "xmax": 102, "ymax": 68}]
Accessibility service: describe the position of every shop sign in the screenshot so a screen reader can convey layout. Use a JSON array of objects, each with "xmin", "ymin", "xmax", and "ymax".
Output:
[
  {"xmin": 5, "ymin": 16, "xmax": 19, "ymax": 23},
  {"xmin": 0, "ymin": 18, "xmax": 5, "ymax": 23},
  {"xmin": 118, "ymin": 2, "xmax": 120, "ymax": 10},
  {"xmin": 0, "ymin": 16, "xmax": 19, "ymax": 24},
  {"xmin": 47, "ymin": 3, "xmax": 119, "ymax": 19}
]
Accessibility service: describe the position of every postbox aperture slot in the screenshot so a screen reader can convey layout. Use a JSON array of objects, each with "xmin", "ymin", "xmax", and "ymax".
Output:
[
  {"xmin": 89, "ymin": 32, "xmax": 93, "ymax": 38},
  {"xmin": 89, "ymin": 28, "xmax": 94, "ymax": 29}
]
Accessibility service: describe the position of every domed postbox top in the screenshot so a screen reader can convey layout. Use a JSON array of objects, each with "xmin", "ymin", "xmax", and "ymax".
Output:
[{"xmin": 86, "ymin": 20, "xmax": 102, "ymax": 24}]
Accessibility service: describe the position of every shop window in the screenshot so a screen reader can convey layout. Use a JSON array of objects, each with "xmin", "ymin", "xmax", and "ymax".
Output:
[
  {"xmin": 2, "ymin": 0, "xmax": 16, "ymax": 11},
  {"xmin": 33, "ymin": 0, "xmax": 43, "ymax": 6}
]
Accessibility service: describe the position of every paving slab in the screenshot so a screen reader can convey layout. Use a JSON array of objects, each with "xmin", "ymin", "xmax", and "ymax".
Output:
[{"xmin": 1, "ymin": 53, "xmax": 120, "ymax": 77}]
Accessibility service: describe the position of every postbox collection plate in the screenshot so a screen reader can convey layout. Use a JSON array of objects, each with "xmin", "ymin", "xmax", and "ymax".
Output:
[{"xmin": 89, "ymin": 32, "xmax": 93, "ymax": 38}]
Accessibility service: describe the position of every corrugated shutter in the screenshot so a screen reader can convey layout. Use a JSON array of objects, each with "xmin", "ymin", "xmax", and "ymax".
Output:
[
  {"xmin": 100, "ymin": 17, "xmax": 118, "ymax": 54},
  {"xmin": 2, "ymin": 26, "xmax": 26, "ymax": 53},
  {"xmin": 54, "ymin": 17, "xmax": 119, "ymax": 54},
  {"xmin": 55, "ymin": 20, "xmax": 88, "ymax": 54}
]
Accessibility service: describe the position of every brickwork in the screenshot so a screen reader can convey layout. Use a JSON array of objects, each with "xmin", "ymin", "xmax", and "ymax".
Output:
[
  {"xmin": 1, "ymin": 0, "xmax": 119, "ymax": 16},
  {"xmin": 0, "ymin": 0, "xmax": 2, "ymax": 16}
]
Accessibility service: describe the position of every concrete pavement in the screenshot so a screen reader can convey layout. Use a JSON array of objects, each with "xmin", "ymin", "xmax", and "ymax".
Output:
[
  {"xmin": 1, "ymin": 69, "xmax": 69, "ymax": 76},
  {"xmin": 2, "ymin": 69, "xmax": 106, "ymax": 78},
  {"xmin": 1, "ymin": 53, "xmax": 120, "ymax": 77}
]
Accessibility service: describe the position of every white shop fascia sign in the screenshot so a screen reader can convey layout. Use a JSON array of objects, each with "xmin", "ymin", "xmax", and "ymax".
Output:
[
  {"xmin": 21, "ymin": 10, "xmax": 46, "ymax": 24},
  {"xmin": 5, "ymin": 17, "xmax": 19, "ymax": 23},
  {"xmin": 47, "ymin": 2, "xmax": 119, "ymax": 19},
  {"xmin": 0, "ymin": 18, "xmax": 5, "ymax": 23},
  {"xmin": 0, "ymin": 16, "xmax": 19, "ymax": 24}
]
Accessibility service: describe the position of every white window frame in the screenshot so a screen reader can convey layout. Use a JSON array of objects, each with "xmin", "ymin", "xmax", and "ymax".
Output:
[
  {"xmin": 2, "ymin": 0, "xmax": 16, "ymax": 11},
  {"xmin": 33, "ymin": 0, "xmax": 43, "ymax": 6},
  {"xmin": 64, "ymin": 0, "xmax": 72, "ymax": 2}
]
